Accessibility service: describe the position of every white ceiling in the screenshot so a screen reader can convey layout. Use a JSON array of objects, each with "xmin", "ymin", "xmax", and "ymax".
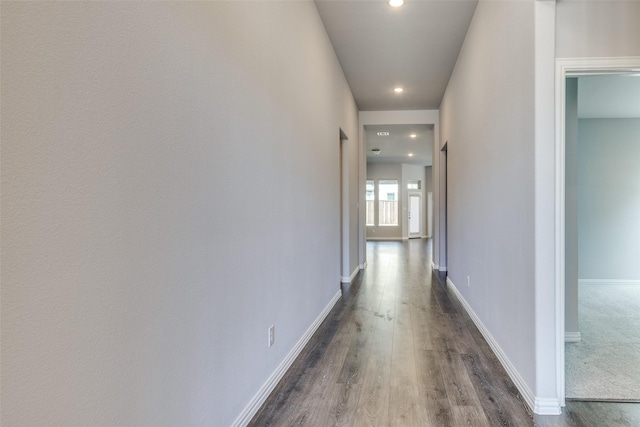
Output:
[
  {"xmin": 315, "ymin": 0, "xmax": 478, "ymax": 111},
  {"xmin": 577, "ymin": 75, "xmax": 640, "ymax": 118},
  {"xmin": 365, "ymin": 124, "xmax": 433, "ymax": 166}
]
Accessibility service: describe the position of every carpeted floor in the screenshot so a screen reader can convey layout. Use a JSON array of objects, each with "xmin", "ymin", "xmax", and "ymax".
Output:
[{"xmin": 566, "ymin": 284, "xmax": 640, "ymax": 401}]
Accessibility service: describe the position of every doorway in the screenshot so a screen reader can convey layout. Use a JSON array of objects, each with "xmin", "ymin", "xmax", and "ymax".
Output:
[
  {"xmin": 408, "ymin": 193, "xmax": 421, "ymax": 238},
  {"xmin": 564, "ymin": 73, "xmax": 640, "ymax": 401},
  {"xmin": 359, "ymin": 111, "xmax": 440, "ymax": 266},
  {"xmin": 555, "ymin": 56, "xmax": 640, "ymax": 405}
]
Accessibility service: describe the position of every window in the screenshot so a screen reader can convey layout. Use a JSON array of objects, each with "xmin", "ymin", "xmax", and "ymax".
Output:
[
  {"xmin": 407, "ymin": 180, "xmax": 421, "ymax": 190},
  {"xmin": 378, "ymin": 180, "xmax": 398, "ymax": 226},
  {"xmin": 366, "ymin": 180, "xmax": 375, "ymax": 226}
]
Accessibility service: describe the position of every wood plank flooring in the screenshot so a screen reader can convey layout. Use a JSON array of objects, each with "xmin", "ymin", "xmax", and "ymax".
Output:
[{"xmin": 249, "ymin": 240, "xmax": 640, "ymax": 426}]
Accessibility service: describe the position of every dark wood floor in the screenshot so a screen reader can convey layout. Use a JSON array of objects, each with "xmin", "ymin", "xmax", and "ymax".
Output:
[{"xmin": 250, "ymin": 240, "xmax": 640, "ymax": 426}]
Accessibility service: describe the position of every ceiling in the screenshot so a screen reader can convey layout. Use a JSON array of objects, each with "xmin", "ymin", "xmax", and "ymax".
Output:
[
  {"xmin": 365, "ymin": 124, "xmax": 433, "ymax": 166},
  {"xmin": 577, "ymin": 75, "xmax": 640, "ymax": 118},
  {"xmin": 315, "ymin": 0, "xmax": 478, "ymax": 111}
]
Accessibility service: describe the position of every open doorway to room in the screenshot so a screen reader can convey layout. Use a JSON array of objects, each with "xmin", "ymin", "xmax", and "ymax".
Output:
[
  {"xmin": 363, "ymin": 124, "xmax": 433, "ymax": 243},
  {"xmin": 560, "ymin": 65, "xmax": 640, "ymax": 402}
]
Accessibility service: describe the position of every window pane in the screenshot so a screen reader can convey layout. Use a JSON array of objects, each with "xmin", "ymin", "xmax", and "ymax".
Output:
[
  {"xmin": 378, "ymin": 180, "xmax": 398, "ymax": 226},
  {"xmin": 366, "ymin": 180, "xmax": 375, "ymax": 226},
  {"xmin": 407, "ymin": 180, "xmax": 421, "ymax": 190}
]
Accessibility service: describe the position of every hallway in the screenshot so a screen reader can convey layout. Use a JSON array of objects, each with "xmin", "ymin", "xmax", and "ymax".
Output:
[{"xmin": 250, "ymin": 240, "xmax": 640, "ymax": 426}]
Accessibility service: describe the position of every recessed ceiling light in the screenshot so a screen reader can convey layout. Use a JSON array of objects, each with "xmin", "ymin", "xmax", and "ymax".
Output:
[
  {"xmin": 377, "ymin": 131, "xmax": 389, "ymax": 136},
  {"xmin": 372, "ymin": 149, "xmax": 382, "ymax": 156},
  {"xmin": 394, "ymin": 87, "xmax": 404, "ymax": 93},
  {"xmin": 389, "ymin": 0, "xmax": 404, "ymax": 7},
  {"xmin": 408, "ymin": 153, "xmax": 414, "ymax": 157},
  {"xmin": 410, "ymin": 134, "xmax": 417, "ymax": 138}
]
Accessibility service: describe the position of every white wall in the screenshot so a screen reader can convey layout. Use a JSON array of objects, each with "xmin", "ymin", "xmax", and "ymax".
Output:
[
  {"xmin": 440, "ymin": 0, "xmax": 537, "ymax": 397},
  {"xmin": 0, "ymin": 2, "xmax": 359, "ymax": 426},
  {"xmin": 556, "ymin": 0, "xmax": 640, "ymax": 59},
  {"xmin": 578, "ymin": 119, "xmax": 640, "ymax": 282}
]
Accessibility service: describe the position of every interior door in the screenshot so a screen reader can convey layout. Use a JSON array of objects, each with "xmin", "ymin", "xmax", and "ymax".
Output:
[{"xmin": 409, "ymin": 194, "xmax": 421, "ymax": 238}]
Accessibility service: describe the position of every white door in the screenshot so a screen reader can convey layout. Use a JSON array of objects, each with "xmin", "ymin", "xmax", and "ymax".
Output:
[{"xmin": 409, "ymin": 194, "xmax": 421, "ymax": 238}]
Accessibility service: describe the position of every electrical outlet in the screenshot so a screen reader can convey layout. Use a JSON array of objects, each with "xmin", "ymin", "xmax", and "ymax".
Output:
[
  {"xmin": 467, "ymin": 276, "xmax": 471, "ymax": 288},
  {"xmin": 268, "ymin": 325, "xmax": 275, "ymax": 347}
]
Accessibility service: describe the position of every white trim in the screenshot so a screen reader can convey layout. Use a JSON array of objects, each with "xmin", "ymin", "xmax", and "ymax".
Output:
[
  {"xmin": 408, "ymin": 191, "xmax": 422, "ymax": 239},
  {"xmin": 341, "ymin": 266, "xmax": 360, "ymax": 284},
  {"xmin": 534, "ymin": 398, "xmax": 563, "ymax": 416},
  {"xmin": 554, "ymin": 56, "xmax": 567, "ymax": 409},
  {"xmin": 579, "ymin": 279, "xmax": 640, "ymax": 286},
  {"xmin": 446, "ymin": 277, "xmax": 561, "ymax": 415},
  {"xmin": 430, "ymin": 262, "xmax": 446, "ymax": 272},
  {"xmin": 366, "ymin": 237, "xmax": 404, "ymax": 242},
  {"xmin": 535, "ymin": 3, "xmax": 558, "ymax": 413},
  {"xmin": 564, "ymin": 332, "xmax": 581, "ymax": 343},
  {"xmin": 360, "ymin": 261, "xmax": 367, "ymax": 270},
  {"xmin": 231, "ymin": 290, "xmax": 342, "ymax": 427},
  {"xmin": 555, "ymin": 56, "xmax": 640, "ymax": 409}
]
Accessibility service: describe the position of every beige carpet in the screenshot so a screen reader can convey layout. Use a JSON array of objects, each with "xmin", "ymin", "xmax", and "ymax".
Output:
[{"xmin": 566, "ymin": 285, "xmax": 640, "ymax": 401}]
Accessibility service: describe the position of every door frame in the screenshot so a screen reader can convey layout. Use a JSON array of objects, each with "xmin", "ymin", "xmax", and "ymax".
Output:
[
  {"xmin": 340, "ymin": 129, "xmax": 350, "ymax": 284},
  {"xmin": 408, "ymin": 191, "xmax": 422, "ymax": 238},
  {"xmin": 554, "ymin": 56, "xmax": 640, "ymax": 406}
]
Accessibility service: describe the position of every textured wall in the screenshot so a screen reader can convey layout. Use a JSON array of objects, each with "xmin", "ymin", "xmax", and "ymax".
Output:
[
  {"xmin": 1, "ymin": 2, "xmax": 359, "ymax": 425},
  {"xmin": 556, "ymin": 0, "xmax": 640, "ymax": 58},
  {"xmin": 439, "ymin": 0, "xmax": 537, "ymax": 392}
]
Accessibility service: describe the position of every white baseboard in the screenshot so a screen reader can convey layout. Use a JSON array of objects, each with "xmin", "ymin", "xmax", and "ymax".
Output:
[
  {"xmin": 565, "ymin": 332, "xmax": 581, "ymax": 343},
  {"xmin": 430, "ymin": 262, "xmax": 447, "ymax": 272},
  {"xmin": 534, "ymin": 398, "xmax": 563, "ymax": 415},
  {"xmin": 341, "ymin": 266, "xmax": 360, "ymax": 284},
  {"xmin": 579, "ymin": 279, "xmax": 640, "ymax": 286},
  {"xmin": 446, "ymin": 277, "xmax": 561, "ymax": 416},
  {"xmin": 360, "ymin": 261, "xmax": 367, "ymax": 270},
  {"xmin": 231, "ymin": 290, "xmax": 342, "ymax": 427}
]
